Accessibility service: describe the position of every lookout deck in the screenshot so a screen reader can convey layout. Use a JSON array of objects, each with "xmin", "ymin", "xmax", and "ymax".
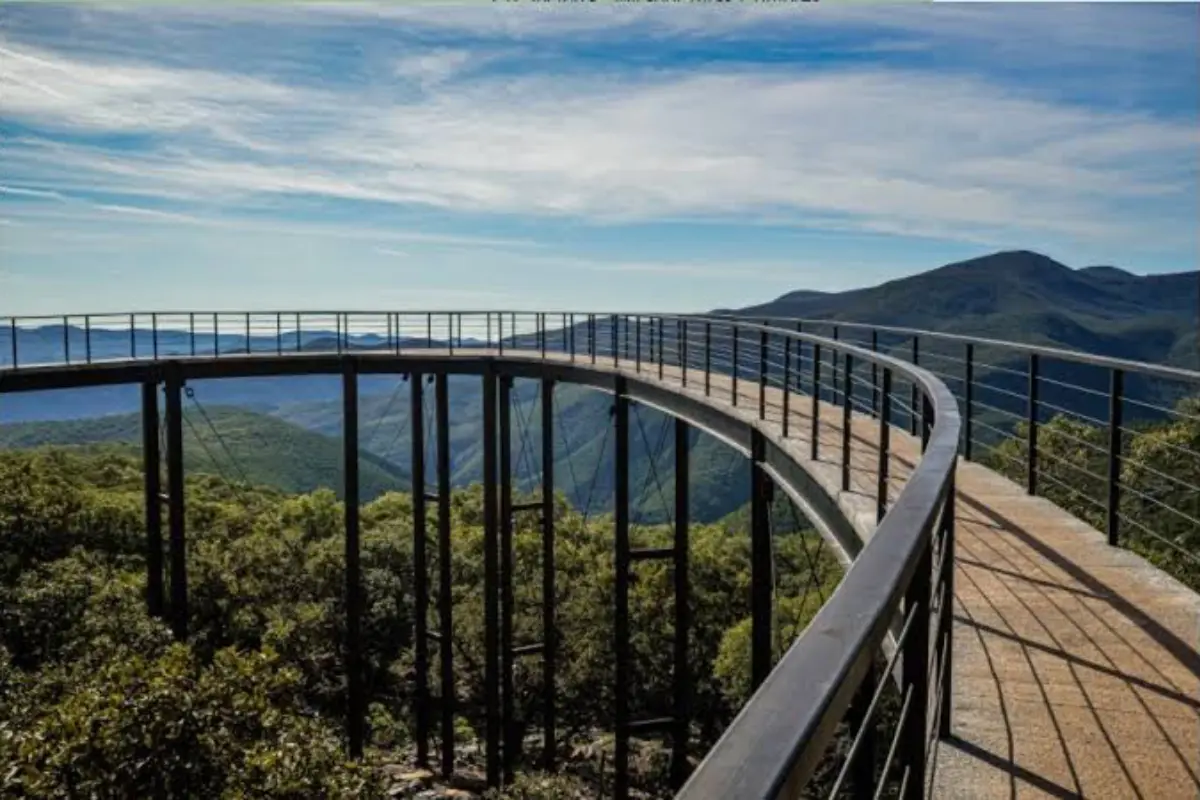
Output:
[
  {"xmin": 3, "ymin": 342, "xmax": 1196, "ymax": 799},
  {"xmin": 530, "ymin": 349, "xmax": 1200, "ymax": 800}
]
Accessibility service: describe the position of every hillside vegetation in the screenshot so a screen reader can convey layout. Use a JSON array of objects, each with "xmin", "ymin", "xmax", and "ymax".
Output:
[
  {"xmin": 0, "ymin": 446, "xmax": 841, "ymax": 797},
  {"xmin": 0, "ymin": 406, "xmax": 408, "ymax": 502}
]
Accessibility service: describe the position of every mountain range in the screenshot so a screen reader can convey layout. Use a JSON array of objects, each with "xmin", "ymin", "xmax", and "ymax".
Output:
[{"xmin": 1, "ymin": 250, "xmax": 1194, "ymax": 521}]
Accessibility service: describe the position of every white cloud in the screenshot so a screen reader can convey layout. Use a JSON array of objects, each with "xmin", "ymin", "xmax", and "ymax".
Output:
[
  {"xmin": 393, "ymin": 48, "xmax": 475, "ymax": 89},
  {"xmin": 1, "ymin": 31, "xmax": 1196, "ymax": 254}
]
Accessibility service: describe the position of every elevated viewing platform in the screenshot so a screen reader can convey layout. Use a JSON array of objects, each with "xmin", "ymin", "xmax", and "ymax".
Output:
[{"xmin": 1, "ymin": 311, "xmax": 1197, "ymax": 799}]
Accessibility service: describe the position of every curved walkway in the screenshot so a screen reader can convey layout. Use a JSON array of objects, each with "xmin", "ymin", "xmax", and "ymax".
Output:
[
  {"xmin": 534, "ymin": 349, "xmax": 1200, "ymax": 799},
  {"xmin": 4, "ymin": 344, "xmax": 1197, "ymax": 798}
]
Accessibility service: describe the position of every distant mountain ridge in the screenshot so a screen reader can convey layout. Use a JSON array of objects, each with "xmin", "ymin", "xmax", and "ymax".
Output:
[{"xmin": 727, "ymin": 250, "xmax": 1197, "ymax": 367}]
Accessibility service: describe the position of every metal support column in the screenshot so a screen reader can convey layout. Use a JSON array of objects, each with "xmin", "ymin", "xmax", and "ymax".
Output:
[
  {"xmin": 541, "ymin": 378, "xmax": 557, "ymax": 770},
  {"xmin": 435, "ymin": 372, "xmax": 454, "ymax": 777},
  {"xmin": 499, "ymin": 376, "xmax": 515, "ymax": 782},
  {"xmin": 613, "ymin": 377, "xmax": 631, "ymax": 800},
  {"xmin": 142, "ymin": 380, "xmax": 164, "ymax": 619},
  {"xmin": 411, "ymin": 372, "xmax": 430, "ymax": 766},
  {"xmin": 343, "ymin": 357, "xmax": 365, "ymax": 759},
  {"xmin": 483, "ymin": 368, "xmax": 502, "ymax": 788},
  {"xmin": 750, "ymin": 429, "xmax": 772, "ymax": 690},
  {"xmin": 671, "ymin": 417, "xmax": 691, "ymax": 790},
  {"xmin": 164, "ymin": 363, "xmax": 187, "ymax": 640}
]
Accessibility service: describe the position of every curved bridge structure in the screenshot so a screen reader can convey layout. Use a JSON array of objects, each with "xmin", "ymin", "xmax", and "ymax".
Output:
[{"xmin": 1, "ymin": 311, "xmax": 1197, "ymax": 799}]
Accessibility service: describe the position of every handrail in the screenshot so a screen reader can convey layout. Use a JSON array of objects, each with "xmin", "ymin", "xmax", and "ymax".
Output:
[
  {"xmin": 713, "ymin": 313, "xmax": 1200, "ymax": 384},
  {"xmin": 677, "ymin": 321, "xmax": 961, "ymax": 798}
]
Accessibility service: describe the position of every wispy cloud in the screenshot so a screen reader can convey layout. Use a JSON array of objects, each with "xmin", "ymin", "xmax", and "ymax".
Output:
[
  {"xmin": 3, "ymin": 40, "xmax": 1194, "ymax": 250},
  {"xmin": 0, "ymin": 4, "xmax": 1195, "ymax": 316}
]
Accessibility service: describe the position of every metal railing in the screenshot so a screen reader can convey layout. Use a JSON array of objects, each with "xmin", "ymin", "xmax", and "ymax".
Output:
[
  {"xmin": 712, "ymin": 315, "xmax": 1200, "ymax": 593},
  {"xmin": 2, "ymin": 310, "xmax": 959, "ymax": 798}
]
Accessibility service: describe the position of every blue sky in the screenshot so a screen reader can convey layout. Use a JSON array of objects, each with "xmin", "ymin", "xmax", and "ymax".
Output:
[{"xmin": 1, "ymin": 3, "xmax": 1197, "ymax": 316}]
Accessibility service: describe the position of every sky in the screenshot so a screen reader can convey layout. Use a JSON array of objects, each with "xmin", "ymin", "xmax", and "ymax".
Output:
[{"xmin": 1, "ymin": 2, "xmax": 1197, "ymax": 317}]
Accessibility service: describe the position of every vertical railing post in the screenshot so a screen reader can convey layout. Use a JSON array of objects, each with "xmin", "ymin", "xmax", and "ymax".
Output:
[
  {"xmin": 671, "ymin": 417, "xmax": 691, "ymax": 790},
  {"xmin": 163, "ymin": 363, "xmax": 187, "ymax": 640},
  {"xmin": 435, "ymin": 372, "xmax": 454, "ymax": 777},
  {"xmin": 276, "ymin": 313, "xmax": 282, "ymax": 356},
  {"xmin": 1027, "ymin": 353, "xmax": 1039, "ymax": 495},
  {"xmin": 613, "ymin": 377, "xmax": 631, "ymax": 800},
  {"xmin": 871, "ymin": 330, "xmax": 879, "ymax": 415},
  {"xmin": 189, "ymin": 313, "xmax": 195, "ymax": 357},
  {"xmin": 590, "ymin": 314, "xmax": 596, "ymax": 364},
  {"xmin": 623, "ymin": 313, "xmax": 630, "ymax": 361},
  {"xmin": 846, "ymin": 660, "xmax": 877, "ymax": 800},
  {"xmin": 9, "ymin": 318, "xmax": 16, "ymax": 368},
  {"xmin": 212, "ymin": 314, "xmax": 219, "ymax": 357},
  {"xmin": 909, "ymin": 337, "xmax": 919, "ymax": 435},
  {"xmin": 62, "ymin": 315, "xmax": 70, "ymax": 364},
  {"xmin": 649, "ymin": 317, "xmax": 655, "ymax": 365},
  {"xmin": 750, "ymin": 429, "xmax": 772, "ymax": 690},
  {"xmin": 963, "ymin": 344, "xmax": 974, "ymax": 461},
  {"xmin": 831, "ymin": 325, "xmax": 840, "ymax": 408},
  {"xmin": 811, "ymin": 343, "xmax": 822, "ymax": 461},
  {"xmin": 900, "ymin": 533, "xmax": 931, "ymax": 800},
  {"xmin": 636, "ymin": 315, "xmax": 642, "ymax": 373},
  {"xmin": 498, "ymin": 313, "xmax": 505, "ymax": 356},
  {"xmin": 342, "ymin": 357, "xmax": 365, "ymax": 759},
  {"xmin": 541, "ymin": 378, "xmax": 557, "ymax": 770},
  {"xmin": 142, "ymin": 379, "xmax": 164, "ymax": 620},
  {"xmin": 877, "ymin": 369, "xmax": 892, "ymax": 523},
  {"xmin": 411, "ymin": 371, "xmax": 430, "ymax": 767},
  {"xmin": 482, "ymin": 367, "xmax": 501, "ymax": 788},
  {"xmin": 294, "ymin": 313, "xmax": 301, "ymax": 354},
  {"xmin": 704, "ymin": 322, "xmax": 712, "ymax": 397},
  {"xmin": 657, "ymin": 315, "xmax": 664, "ymax": 380},
  {"xmin": 426, "ymin": 312, "xmax": 432, "ymax": 349},
  {"xmin": 611, "ymin": 314, "xmax": 618, "ymax": 368},
  {"xmin": 539, "ymin": 312, "xmax": 546, "ymax": 359},
  {"xmin": 731, "ymin": 325, "xmax": 740, "ymax": 406},
  {"xmin": 130, "ymin": 313, "xmax": 137, "ymax": 358},
  {"xmin": 1107, "ymin": 369, "xmax": 1123, "ymax": 547},
  {"xmin": 244, "ymin": 313, "xmax": 251, "ymax": 355},
  {"xmin": 569, "ymin": 313, "xmax": 576, "ymax": 362},
  {"xmin": 680, "ymin": 319, "xmax": 688, "ymax": 387},
  {"xmin": 85, "ymin": 316, "xmax": 92, "ymax": 364},
  {"xmin": 841, "ymin": 353, "xmax": 853, "ymax": 492},
  {"xmin": 938, "ymin": 470, "xmax": 956, "ymax": 739},
  {"xmin": 449, "ymin": 313, "xmax": 455, "ymax": 357},
  {"xmin": 782, "ymin": 338, "xmax": 791, "ymax": 438},
  {"xmin": 759, "ymin": 328, "xmax": 768, "ymax": 421}
]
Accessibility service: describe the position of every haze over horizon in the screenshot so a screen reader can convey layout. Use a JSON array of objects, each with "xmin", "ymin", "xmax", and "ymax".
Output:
[{"xmin": 2, "ymin": 4, "xmax": 1197, "ymax": 315}]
